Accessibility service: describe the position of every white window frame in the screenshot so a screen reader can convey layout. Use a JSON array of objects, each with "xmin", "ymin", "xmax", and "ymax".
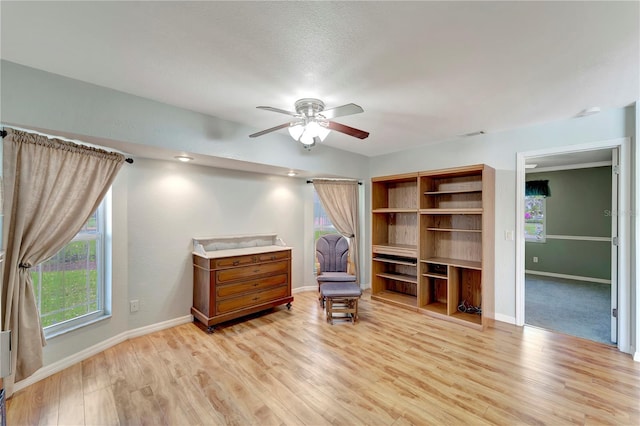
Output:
[{"xmin": 32, "ymin": 192, "xmax": 111, "ymax": 339}]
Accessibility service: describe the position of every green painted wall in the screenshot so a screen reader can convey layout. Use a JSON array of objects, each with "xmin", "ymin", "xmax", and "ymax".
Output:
[{"xmin": 525, "ymin": 166, "xmax": 612, "ymax": 280}]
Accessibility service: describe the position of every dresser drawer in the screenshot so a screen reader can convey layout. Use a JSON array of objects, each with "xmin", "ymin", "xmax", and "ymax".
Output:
[
  {"xmin": 217, "ymin": 286, "xmax": 289, "ymax": 314},
  {"xmin": 216, "ymin": 260, "xmax": 289, "ymax": 283},
  {"xmin": 213, "ymin": 254, "xmax": 256, "ymax": 269},
  {"xmin": 256, "ymin": 250, "xmax": 290, "ymax": 263},
  {"xmin": 216, "ymin": 273, "xmax": 288, "ymax": 299}
]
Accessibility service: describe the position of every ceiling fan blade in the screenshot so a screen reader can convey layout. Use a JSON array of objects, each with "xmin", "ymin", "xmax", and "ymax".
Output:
[
  {"xmin": 320, "ymin": 103, "xmax": 364, "ymax": 119},
  {"xmin": 326, "ymin": 121, "xmax": 369, "ymax": 139},
  {"xmin": 257, "ymin": 106, "xmax": 298, "ymax": 116},
  {"xmin": 249, "ymin": 122, "xmax": 291, "ymax": 138}
]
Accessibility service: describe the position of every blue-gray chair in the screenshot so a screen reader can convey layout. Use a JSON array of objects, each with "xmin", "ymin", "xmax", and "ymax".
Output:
[{"xmin": 316, "ymin": 234, "xmax": 361, "ymax": 319}]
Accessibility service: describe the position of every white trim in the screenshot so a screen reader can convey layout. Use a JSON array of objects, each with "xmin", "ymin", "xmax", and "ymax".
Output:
[
  {"xmin": 494, "ymin": 313, "xmax": 516, "ymax": 325},
  {"xmin": 635, "ymin": 102, "xmax": 640, "ymax": 363},
  {"xmin": 13, "ymin": 314, "xmax": 193, "ymax": 392},
  {"xmin": 545, "ymin": 235, "xmax": 611, "ymax": 242},
  {"xmin": 293, "ymin": 285, "xmax": 317, "ymax": 294},
  {"xmin": 634, "ymin": 351, "xmax": 640, "ymax": 362},
  {"xmin": 610, "ymin": 148, "xmax": 619, "ymax": 344},
  {"xmin": 515, "ymin": 153, "xmax": 527, "ymax": 326},
  {"xmin": 527, "ymin": 161, "xmax": 612, "ymax": 173},
  {"xmin": 516, "ymin": 137, "xmax": 631, "ymax": 354},
  {"xmin": 525, "ymin": 270, "xmax": 611, "ymax": 285}
]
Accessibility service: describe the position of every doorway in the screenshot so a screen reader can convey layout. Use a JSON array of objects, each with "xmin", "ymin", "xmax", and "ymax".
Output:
[
  {"xmin": 515, "ymin": 138, "xmax": 631, "ymax": 353},
  {"xmin": 523, "ymin": 157, "xmax": 614, "ymax": 344}
]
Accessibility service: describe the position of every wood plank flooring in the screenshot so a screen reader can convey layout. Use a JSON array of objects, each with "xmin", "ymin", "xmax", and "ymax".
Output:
[{"xmin": 7, "ymin": 290, "xmax": 640, "ymax": 425}]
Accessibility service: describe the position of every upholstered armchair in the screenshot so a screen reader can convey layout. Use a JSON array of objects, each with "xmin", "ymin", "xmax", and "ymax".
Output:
[{"xmin": 315, "ymin": 234, "xmax": 357, "ymax": 290}]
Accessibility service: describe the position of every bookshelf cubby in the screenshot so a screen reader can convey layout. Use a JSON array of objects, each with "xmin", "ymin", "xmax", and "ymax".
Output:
[{"xmin": 371, "ymin": 165, "xmax": 495, "ymax": 329}]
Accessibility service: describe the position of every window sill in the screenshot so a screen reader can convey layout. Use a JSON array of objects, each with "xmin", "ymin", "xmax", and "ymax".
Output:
[
  {"xmin": 44, "ymin": 314, "xmax": 112, "ymax": 340},
  {"xmin": 525, "ymin": 239, "xmax": 546, "ymax": 243}
]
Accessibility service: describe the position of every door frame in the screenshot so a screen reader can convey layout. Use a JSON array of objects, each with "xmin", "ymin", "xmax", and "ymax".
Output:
[{"xmin": 515, "ymin": 137, "xmax": 631, "ymax": 353}]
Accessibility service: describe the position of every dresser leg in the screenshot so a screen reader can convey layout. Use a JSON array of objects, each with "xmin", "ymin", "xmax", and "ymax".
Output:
[
  {"xmin": 286, "ymin": 302, "xmax": 292, "ymax": 310},
  {"xmin": 207, "ymin": 325, "xmax": 215, "ymax": 334}
]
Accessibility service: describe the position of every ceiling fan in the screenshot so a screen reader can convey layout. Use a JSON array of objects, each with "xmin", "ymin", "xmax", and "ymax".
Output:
[{"xmin": 249, "ymin": 98, "xmax": 369, "ymax": 148}]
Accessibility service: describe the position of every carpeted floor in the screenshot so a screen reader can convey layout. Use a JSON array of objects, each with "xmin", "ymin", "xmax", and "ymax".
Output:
[{"xmin": 525, "ymin": 274, "xmax": 613, "ymax": 345}]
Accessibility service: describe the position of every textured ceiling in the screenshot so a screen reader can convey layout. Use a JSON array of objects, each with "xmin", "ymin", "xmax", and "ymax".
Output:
[{"xmin": 1, "ymin": 1, "xmax": 638, "ymax": 158}]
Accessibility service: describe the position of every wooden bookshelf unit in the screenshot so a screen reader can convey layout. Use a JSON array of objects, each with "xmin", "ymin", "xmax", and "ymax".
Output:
[
  {"xmin": 371, "ymin": 173, "xmax": 419, "ymax": 309},
  {"xmin": 371, "ymin": 165, "xmax": 495, "ymax": 330}
]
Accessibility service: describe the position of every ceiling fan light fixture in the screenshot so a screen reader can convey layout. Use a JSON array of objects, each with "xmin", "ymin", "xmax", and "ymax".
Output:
[
  {"xmin": 288, "ymin": 120, "xmax": 330, "ymax": 145},
  {"xmin": 250, "ymin": 98, "xmax": 368, "ymax": 146}
]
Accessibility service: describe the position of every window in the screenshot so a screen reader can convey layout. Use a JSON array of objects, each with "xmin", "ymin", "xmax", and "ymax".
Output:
[
  {"xmin": 313, "ymin": 189, "xmax": 337, "ymax": 274},
  {"xmin": 31, "ymin": 198, "xmax": 108, "ymax": 337},
  {"xmin": 524, "ymin": 195, "xmax": 546, "ymax": 242},
  {"xmin": 313, "ymin": 189, "xmax": 336, "ymax": 240}
]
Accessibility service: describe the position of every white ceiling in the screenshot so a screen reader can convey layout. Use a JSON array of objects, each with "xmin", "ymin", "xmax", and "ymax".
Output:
[{"xmin": 1, "ymin": 1, "xmax": 638, "ymax": 158}]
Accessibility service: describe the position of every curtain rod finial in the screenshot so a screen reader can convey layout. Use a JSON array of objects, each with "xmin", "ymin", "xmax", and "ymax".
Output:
[
  {"xmin": 125, "ymin": 158, "xmax": 134, "ymax": 164},
  {"xmin": 1, "ymin": 130, "xmax": 7, "ymax": 138}
]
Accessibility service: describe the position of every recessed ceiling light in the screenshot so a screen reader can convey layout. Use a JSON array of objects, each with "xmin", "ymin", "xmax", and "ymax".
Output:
[
  {"xmin": 577, "ymin": 107, "xmax": 601, "ymax": 117},
  {"xmin": 174, "ymin": 155, "xmax": 194, "ymax": 162},
  {"xmin": 287, "ymin": 170, "xmax": 297, "ymax": 177}
]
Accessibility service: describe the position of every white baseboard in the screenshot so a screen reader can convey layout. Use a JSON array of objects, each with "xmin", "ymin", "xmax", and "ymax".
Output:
[
  {"xmin": 494, "ymin": 313, "xmax": 516, "ymax": 325},
  {"xmin": 634, "ymin": 351, "xmax": 640, "ymax": 362},
  {"xmin": 525, "ymin": 270, "xmax": 611, "ymax": 285},
  {"xmin": 14, "ymin": 315, "xmax": 193, "ymax": 392}
]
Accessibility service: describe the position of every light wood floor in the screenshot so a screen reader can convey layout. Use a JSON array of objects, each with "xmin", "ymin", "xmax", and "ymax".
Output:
[{"xmin": 7, "ymin": 290, "xmax": 640, "ymax": 425}]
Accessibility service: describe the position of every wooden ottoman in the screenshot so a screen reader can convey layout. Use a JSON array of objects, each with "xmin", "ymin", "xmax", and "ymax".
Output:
[{"xmin": 319, "ymin": 282, "xmax": 362, "ymax": 324}]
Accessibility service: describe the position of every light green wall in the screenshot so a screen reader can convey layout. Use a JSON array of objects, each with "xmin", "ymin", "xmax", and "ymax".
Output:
[
  {"xmin": 525, "ymin": 166, "xmax": 612, "ymax": 279},
  {"xmin": 526, "ymin": 240, "xmax": 611, "ymax": 280}
]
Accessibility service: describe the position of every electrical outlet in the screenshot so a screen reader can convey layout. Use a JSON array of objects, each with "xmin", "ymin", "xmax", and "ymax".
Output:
[
  {"xmin": 533, "ymin": 257, "xmax": 538, "ymax": 263},
  {"xmin": 130, "ymin": 299, "xmax": 139, "ymax": 312}
]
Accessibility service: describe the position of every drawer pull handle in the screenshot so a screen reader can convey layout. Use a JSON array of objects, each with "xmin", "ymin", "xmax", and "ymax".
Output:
[
  {"xmin": 253, "ymin": 283, "xmax": 259, "ymax": 287},
  {"xmin": 233, "ymin": 261, "xmax": 240, "ymax": 266},
  {"xmin": 253, "ymin": 297, "xmax": 260, "ymax": 301},
  {"xmin": 271, "ymin": 256, "xmax": 276, "ymax": 260}
]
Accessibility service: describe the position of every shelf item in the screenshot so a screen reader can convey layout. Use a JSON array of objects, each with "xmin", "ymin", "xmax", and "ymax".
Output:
[
  {"xmin": 376, "ymin": 272, "xmax": 417, "ymax": 284},
  {"xmin": 372, "ymin": 244, "xmax": 417, "ymax": 258},
  {"xmin": 373, "ymin": 256, "xmax": 418, "ymax": 266},
  {"xmin": 373, "ymin": 208, "xmax": 418, "ymax": 214},
  {"xmin": 422, "ymin": 257, "xmax": 482, "ymax": 270},
  {"xmin": 420, "ymin": 208, "xmax": 483, "ymax": 214},
  {"xmin": 371, "ymin": 290, "xmax": 418, "ymax": 309},
  {"xmin": 191, "ymin": 235, "xmax": 293, "ymax": 333},
  {"xmin": 371, "ymin": 164, "xmax": 494, "ymax": 330}
]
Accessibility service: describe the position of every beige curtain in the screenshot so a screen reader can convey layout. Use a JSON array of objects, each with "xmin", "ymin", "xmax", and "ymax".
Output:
[
  {"xmin": 1, "ymin": 128, "xmax": 124, "ymax": 389},
  {"xmin": 312, "ymin": 179, "xmax": 360, "ymax": 283}
]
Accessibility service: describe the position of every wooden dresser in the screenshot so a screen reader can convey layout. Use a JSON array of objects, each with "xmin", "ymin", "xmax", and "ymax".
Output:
[{"xmin": 191, "ymin": 235, "xmax": 293, "ymax": 332}]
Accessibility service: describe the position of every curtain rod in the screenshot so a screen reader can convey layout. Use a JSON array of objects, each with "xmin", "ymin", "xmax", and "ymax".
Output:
[
  {"xmin": 307, "ymin": 179, "xmax": 362, "ymax": 185},
  {"xmin": 1, "ymin": 129, "xmax": 134, "ymax": 164}
]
